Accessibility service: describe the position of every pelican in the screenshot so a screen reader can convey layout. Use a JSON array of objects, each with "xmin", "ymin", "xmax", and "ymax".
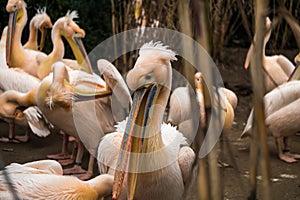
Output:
[
  {"xmin": 244, "ymin": 17, "xmax": 295, "ymax": 93},
  {"xmin": 0, "ymin": 67, "xmax": 51, "ymax": 143},
  {"xmin": 23, "ymin": 7, "xmax": 52, "ymax": 51},
  {"xmin": 241, "ymin": 80, "xmax": 300, "ymax": 163},
  {"xmin": 6, "ymin": 0, "xmax": 49, "ymax": 77},
  {"xmin": 167, "ymin": 85, "xmax": 200, "ymax": 144},
  {"xmin": 167, "ymin": 72, "xmax": 237, "ymax": 142},
  {"xmin": 0, "ymin": 160, "xmax": 114, "ymax": 200},
  {"xmin": 0, "ymin": 8, "xmax": 51, "ymax": 67},
  {"xmin": 37, "ymin": 10, "xmax": 91, "ymax": 79},
  {"xmin": 41, "ymin": 59, "xmax": 131, "ymax": 180},
  {"xmin": 97, "ymin": 41, "xmax": 195, "ymax": 200}
]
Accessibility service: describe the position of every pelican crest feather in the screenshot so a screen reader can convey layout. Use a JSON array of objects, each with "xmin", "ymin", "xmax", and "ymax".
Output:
[{"xmin": 139, "ymin": 41, "xmax": 178, "ymax": 62}]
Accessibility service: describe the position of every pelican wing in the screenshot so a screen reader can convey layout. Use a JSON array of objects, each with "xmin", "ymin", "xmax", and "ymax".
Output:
[{"xmin": 178, "ymin": 146, "xmax": 195, "ymax": 186}]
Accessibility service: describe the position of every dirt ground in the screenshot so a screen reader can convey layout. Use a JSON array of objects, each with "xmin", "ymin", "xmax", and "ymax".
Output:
[{"xmin": 0, "ymin": 48, "xmax": 300, "ymax": 199}]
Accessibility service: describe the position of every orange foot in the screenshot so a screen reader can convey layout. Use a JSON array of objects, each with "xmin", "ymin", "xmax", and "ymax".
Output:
[
  {"xmin": 63, "ymin": 164, "xmax": 86, "ymax": 175},
  {"xmin": 47, "ymin": 153, "xmax": 70, "ymax": 160},
  {"xmin": 279, "ymin": 154, "xmax": 297, "ymax": 163},
  {"xmin": 59, "ymin": 159, "xmax": 74, "ymax": 166},
  {"xmin": 284, "ymin": 152, "xmax": 300, "ymax": 159},
  {"xmin": 0, "ymin": 137, "xmax": 21, "ymax": 143},
  {"xmin": 15, "ymin": 135, "xmax": 29, "ymax": 143},
  {"xmin": 73, "ymin": 172, "xmax": 93, "ymax": 180}
]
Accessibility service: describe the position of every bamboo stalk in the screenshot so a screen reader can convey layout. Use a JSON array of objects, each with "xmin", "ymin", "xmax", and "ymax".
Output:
[
  {"xmin": 248, "ymin": 0, "xmax": 271, "ymax": 199},
  {"xmin": 192, "ymin": 0, "xmax": 222, "ymax": 200},
  {"xmin": 178, "ymin": 1, "xmax": 211, "ymax": 199},
  {"xmin": 110, "ymin": 0, "xmax": 119, "ymax": 69},
  {"xmin": 178, "ymin": 0, "xmax": 195, "ymax": 87}
]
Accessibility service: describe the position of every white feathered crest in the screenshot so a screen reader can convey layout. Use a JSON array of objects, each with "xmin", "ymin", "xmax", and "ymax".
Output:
[
  {"xmin": 139, "ymin": 41, "xmax": 177, "ymax": 62},
  {"xmin": 65, "ymin": 10, "xmax": 79, "ymax": 21},
  {"xmin": 33, "ymin": 7, "xmax": 49, "ymax": 29}
]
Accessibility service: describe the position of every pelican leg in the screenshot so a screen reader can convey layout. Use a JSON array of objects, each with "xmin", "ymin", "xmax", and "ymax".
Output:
[
  {"xmin": 276, "ymin": 137, "xmax": 297, "ymax": 163},
  {"xmin": 63, "ymin": 141, "xmax": 87, "ymax": 175},
  {"xmin": 0, "ymin": 122, "xmax": 21, "ymax": 143},
  {"xmin": 282, "ymin": 136, "xmax": 300, "ymax": 159},
  {"xmin": 74, "ymin": 154, "xmax": 94, "ymax": 180},
  {"xmin": 14, "ymin": 127, "xmax": 30, "ymax": 143},
  {"xmin": 47, "ymin": 132, "xmax": 71, "ymax": 160},
  {"xmin": 59, "ymin": 140, "xmax": 78, "ymax": 166}
]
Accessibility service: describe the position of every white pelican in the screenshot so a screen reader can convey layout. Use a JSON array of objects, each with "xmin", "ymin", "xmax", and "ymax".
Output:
[
  {"xmin": 241, "ymin": 80, "xmax": 300, "ymax": 163},
  {"xmin": 167, "ymin": 72, "xmax": 237, "ymax": 142},
  {"xmin": 6, "ymin": 0, "xmax": 48, "ymax": 77},
  {"xmin": 37, "ymin": 10, "xmax": 91, "ymax": 79},
  {"xmin": 167, "ymin": 72, "xmax": 236, "ymax": 168},
  {"xmin": 244, "ymin": 17, "xmax": 295, "ymax": 93},
  {"xmin": 167, "ymin": 85, "xmax": 200, "ymax": 144},
  {"xmin": 0, "ymin": 160, "xmax": 114, "ymax": 200},
  {"xmin": 23, "ymin": 7, "xmax": 52, "ymax": 51},
  {"xmin": 0, "ymin": 8, "xmax": 51, "ymax": 67},
  {"xmin": 41, "ymin": 59, "xmax": 131, "ymax": 180},
  {"xmin": 97, "ymin": 41, "xmax": 195, "ymax": 200}
]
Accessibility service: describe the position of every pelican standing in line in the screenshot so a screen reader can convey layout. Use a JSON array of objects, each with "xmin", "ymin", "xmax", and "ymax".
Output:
[
  {"xmin": 241, "ymin": 80, "xmax": 300, "ymax": 163},
  {"xmin": 0, "ymin": 160, "xmax": 114, "ymax": 199},
  {"xmin": 97, "ymin": 41, "xmax": 195, "ymax": 200},
  {"xmin": 6, "ymin": 0, "xmax": 48, "ymax": 77},
  {"xmin": 23, "ymin": 7, "xmax": 52, "ymax": 51},
  {"xmin": 244, "ymin": 17, "xmax": 295, "ymax": 93}
]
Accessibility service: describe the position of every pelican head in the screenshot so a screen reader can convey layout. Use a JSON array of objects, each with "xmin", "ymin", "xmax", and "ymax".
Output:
[
  {"xmin": 112, "ymin": 41, "xmax": 177, "ymax": 199},
  {"xmin": 6, "ymin": 0, "xmax": 26, "ymax": 66},
  {"xmin": 6, "ymin": 0, "xmax": 24, "ymax": 12},
  {"xmin": 59, "ymin": 10, "xmax": 92, "ymax": 74},
  {"xmin": 34, "ymin": 7, "xmax": 53, "ymax": 51},
  {"xmin": 194, "ymin": 72, "xmax": 204, "ymax": 91}
]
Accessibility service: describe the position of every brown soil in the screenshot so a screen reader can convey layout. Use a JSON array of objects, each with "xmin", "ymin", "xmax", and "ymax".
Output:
[{"xmin": 0, "ymin": 48, "xmax": 300, "ymax": 199}]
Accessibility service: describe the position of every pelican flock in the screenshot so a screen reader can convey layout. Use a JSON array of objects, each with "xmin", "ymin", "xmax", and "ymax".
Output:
[{"xmin": 0, "ymin": 0, "xmax": 300, "ymax": 199}]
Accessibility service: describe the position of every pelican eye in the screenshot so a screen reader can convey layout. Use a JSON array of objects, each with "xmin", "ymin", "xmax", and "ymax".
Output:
[{"xmin": 145, "ymin": 74, "xmax": 152, "ymax": 80}]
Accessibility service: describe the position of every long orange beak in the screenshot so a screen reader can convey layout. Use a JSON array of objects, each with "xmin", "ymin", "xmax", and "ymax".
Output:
[
  {"xmin": 39, "ymin": 28, "xmax": 47, "ymax": 52},
  {"xmin": 65, "ymin": 34, "xmax": 93, "ymax": 74},
  {"xmin": 112, "ymin": 84, "xmax": 160, "ymax": 200},
  {"xmin": 6, "ymin": 10, "xmax": 18, "ymax": 66}
]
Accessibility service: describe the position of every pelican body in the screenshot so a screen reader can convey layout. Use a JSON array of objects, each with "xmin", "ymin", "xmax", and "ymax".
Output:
[
  {"xmin": 97, "ymin": 41, "xmax": 195, "ymax": 200},
  {"xmin": 0, "ymin": 160, "xmax": 113, "ymax": 200},
  {"xmin": 244, "ymin": 17, "xmax": 295, "ymax": 93},
  {"xmin": 242, "ymin": 80, "xmax": 300, "ymax": 162}
]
